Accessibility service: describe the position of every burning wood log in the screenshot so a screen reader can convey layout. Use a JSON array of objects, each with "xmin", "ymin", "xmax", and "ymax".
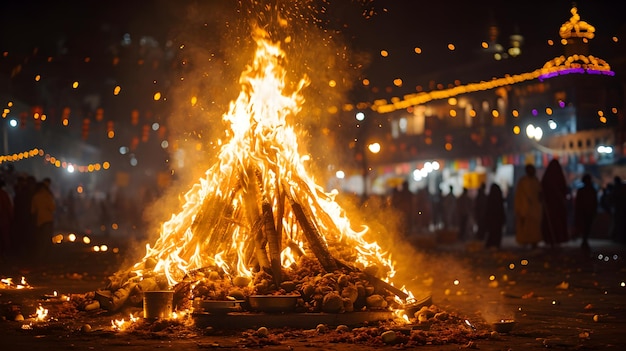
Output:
[
  {"xmin": 187, "ymin": 172, "xmax": 241, "ymax": 258},
  {"xmin": 241, "ymin": 166, "xmax": 271, "ymax": 270},
  {"xmin": 262, "ymin": 200, "xmax": 282, "ymax": 286},
  {"xmin": 289, "ymin": 199, "xmax": 338, "ymax": 272},
  {"xmin": 274, "ymin": 177, "xmax": 285, "ymax": 243},
  {"xmin": 96, "ymin": 283, "xmax": 136, "ymax": 312}
]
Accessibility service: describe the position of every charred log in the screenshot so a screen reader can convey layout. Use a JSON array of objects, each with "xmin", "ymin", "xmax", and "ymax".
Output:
[{"xmin": 289, "ymin": 200, "xmax": 338, "ymax": 272}]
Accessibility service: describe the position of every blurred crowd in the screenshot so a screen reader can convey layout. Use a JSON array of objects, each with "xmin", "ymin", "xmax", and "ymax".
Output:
[
  {"xmin": 383, "ymin": 160, "xmax": 626, "ymax": 251},
  {"xmin": 2, "ymin": 160, "xmax": 625, "ymax": 264},
  {"xmin": 0, "ymin": 170, "xmax": 155, "ymax": 263}
]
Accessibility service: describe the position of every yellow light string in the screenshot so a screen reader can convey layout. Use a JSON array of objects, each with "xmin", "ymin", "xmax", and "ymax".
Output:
[
  {"xmin": 371, "ymin": 70, "xmax": 541, "ymax": 113},
  {"xmin": 366, "ymin": 59, "xmax": 613, "ymax": 114},
  {"xmin": 0, "ymin": 148, "xmax": 111, "ymax": 173}
]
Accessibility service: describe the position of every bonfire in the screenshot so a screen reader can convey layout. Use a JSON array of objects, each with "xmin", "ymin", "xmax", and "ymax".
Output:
[{"xmin": 91, "ymin": 27, "xmax": 411, "ymax": 316}]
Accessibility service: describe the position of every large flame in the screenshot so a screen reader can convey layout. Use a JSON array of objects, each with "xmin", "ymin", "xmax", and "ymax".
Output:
[{"xmin": 133, "ymin": 28, "xmax": 396, "ymax": 290}]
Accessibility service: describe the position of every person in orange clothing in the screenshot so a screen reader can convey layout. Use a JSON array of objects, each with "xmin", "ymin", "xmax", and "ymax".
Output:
[{"xmin": 515, "ymin": 164, "xmax": 543, "ymax": 249}]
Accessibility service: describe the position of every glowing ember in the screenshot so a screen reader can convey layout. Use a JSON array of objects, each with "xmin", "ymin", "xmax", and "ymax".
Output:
[{"xmin": 126, "ymin": 27, "xmax": 403, "ymax": 300}]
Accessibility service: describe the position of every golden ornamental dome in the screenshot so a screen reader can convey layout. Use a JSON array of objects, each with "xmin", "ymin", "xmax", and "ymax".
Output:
[{"xmin": 559, "ymin": 6, "xmax": 595, "ymax": 39}]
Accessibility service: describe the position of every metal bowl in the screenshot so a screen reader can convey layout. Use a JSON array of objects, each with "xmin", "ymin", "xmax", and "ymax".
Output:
[
  {"xmin": 247, "ymin": 295, "xmax": 299, "ymax": 313},
  {"xmin": 492, "ymin": 320, "xmax": 516, "ymax": 333}
]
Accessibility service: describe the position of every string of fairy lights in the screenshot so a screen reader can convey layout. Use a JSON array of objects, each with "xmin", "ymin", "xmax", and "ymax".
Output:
[
  {"xmin": 0, "ymin": 148, "xmax": 111, "ymax": 173},
  {"xmin": 0, "ymin": 5, "xmax": 620, "ymax": 173}
]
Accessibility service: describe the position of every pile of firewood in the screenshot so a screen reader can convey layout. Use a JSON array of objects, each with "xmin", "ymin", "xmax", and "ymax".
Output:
[{"xmin": 78, "ymin": 35, "xmax": 405, "ymax": 314}]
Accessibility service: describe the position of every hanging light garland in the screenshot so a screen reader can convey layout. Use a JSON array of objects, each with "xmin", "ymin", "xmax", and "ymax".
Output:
[{"xmin": 0, "ymin": 148, "xmax": 110, "ymax": 173}]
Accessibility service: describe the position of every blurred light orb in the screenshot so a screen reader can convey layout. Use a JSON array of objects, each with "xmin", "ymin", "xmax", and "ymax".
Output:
[
  {"xmin": 367, "ymin": 142, "xmax": 381, "ymax": 154},
  {"xmin": 412, "ymin": 169, "xmax": 422, "ymax": 181},
  {"xmin": 548, "ymin": 119, "xmax": 557, "ymax": 130}
]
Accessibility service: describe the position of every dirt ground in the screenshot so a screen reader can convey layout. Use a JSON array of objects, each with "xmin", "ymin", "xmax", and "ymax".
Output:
[{"xmin": 1, "ymin": 235, "xmax": 625, "ymax": 350}]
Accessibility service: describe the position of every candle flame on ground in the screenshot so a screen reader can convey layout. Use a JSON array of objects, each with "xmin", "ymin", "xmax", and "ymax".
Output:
[
  {"xmin": 0, "ymin": 276, "xmax": 31, "ymax": 289},
  {"xmin": 35, "ymin": 305, "xmax": 49, "ymax": 321}
]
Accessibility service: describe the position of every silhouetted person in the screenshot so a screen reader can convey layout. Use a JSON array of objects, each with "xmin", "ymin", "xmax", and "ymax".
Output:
[
  {"xmin": 442, "ymin": 185, "xmax": 456, "ymax": 230},
  {"xmin": 541, "ymin": 159, "xmax": 569, "ymax": 247},
  {"xmin": 431, "ymin": 187, "xmax": 444, "ymax": 230},
  {"xmin": 62, "ymin": 189, "xmax": 78, "ymax": 229},
  {"xmin": 414, "ymin": 188, "xmax": 432, "ymax": 233},
  {"xmin": 11, "ymin": 175, "xmax": 36, "ymax": 255},
  {"xmin": 456, "ymin": 187, "xmax": 472, "ymax": 241},
  {"xmin": 100, "ymin": 198, "xmax": 112, "ymax": 237},
  {"xmin": 574, "ymin": 174, "xmax": 597, "ymax": 251},
  {"xmin": 31, "ymin": 178, "xmax": 56, "ymax": 261},
  {"xmin": 611, "ymin": 176, "xmax": 626, "ymax": 244},
  {"xmin": 473, "ymin": 183, "xmax": 487, "ymax": 240},
  {"xmin": 515, "ymin": 164, "xmax": 543, "ymax": 249},
  {"xmin": 485, "ymin": 183, "xmax": 506, "ymax": 249},
  {"xmin": 0, "ymin": 179, "xmax": 13, "ymax": 261},
  {"xmin": 391, "ymin": 180, "xmax": 413, "ymax": 237},
  {"xmin": 599, "ymin": 183, "xmax": 613, "ymax": 214}
]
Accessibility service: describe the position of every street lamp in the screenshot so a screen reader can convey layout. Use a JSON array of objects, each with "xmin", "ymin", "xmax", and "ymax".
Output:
[{"xmin": 2, "ymin": 118, "xmax": 18, "ymax": 155}]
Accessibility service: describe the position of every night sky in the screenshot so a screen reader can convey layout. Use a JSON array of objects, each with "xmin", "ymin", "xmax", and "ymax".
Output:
[
  {"xmin": 1, "ymin": 0, "xmax": 624, "ymax": 106},
  {"xmin": 0, "ymin": 0, "xmax": 625, "ymax": 93}
]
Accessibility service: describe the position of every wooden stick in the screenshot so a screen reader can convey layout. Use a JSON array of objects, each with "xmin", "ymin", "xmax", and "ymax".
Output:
[
  {"xmin": 262, "ymin": 200, "xmax": 282, "ymax": 286},
  {"xmin": 289, "ymin": 200, "xmax": 338, "ymax": 272},
  {"xmin": 241, "ymin": 166, "xmax": 270, "ymax": 270}
]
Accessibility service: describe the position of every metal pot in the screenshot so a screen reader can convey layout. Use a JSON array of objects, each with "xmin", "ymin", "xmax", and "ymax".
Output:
[{"xmin": 143, "ymin": 291, "xmax": 174, "ymax": 319}]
